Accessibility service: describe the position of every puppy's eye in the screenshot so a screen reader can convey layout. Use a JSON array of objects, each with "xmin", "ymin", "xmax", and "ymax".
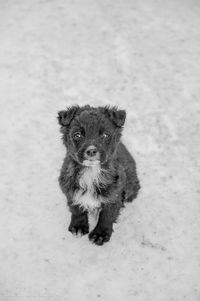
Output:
[
  {"xmin": 102, "ymin": 132, "xmax": 110, "ymax": 139},
  {"xmin": 73, "ymin": 132, "xmax": 82, "ymax": 140}
]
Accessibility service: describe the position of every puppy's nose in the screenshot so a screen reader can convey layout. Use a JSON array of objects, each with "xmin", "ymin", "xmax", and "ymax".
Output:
[{"xmin": 85, "ymin": 146, "xmax": 98, "ymax": 158}]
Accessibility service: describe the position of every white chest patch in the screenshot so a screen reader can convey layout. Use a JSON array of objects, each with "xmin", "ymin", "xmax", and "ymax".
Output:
[{"xmin": 73, "ymin": 162, "xmax": 104, "ymax": 212}]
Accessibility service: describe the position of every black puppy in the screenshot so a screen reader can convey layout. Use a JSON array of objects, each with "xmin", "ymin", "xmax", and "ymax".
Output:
[{"xmin": 58, "ymin": 105, "xmax": 140, "ymax": 245}]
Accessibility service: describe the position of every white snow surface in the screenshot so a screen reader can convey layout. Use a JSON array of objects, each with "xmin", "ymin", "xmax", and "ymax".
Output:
[{"xmin": 0, "ymin": 0, "xmax": 200, "ymax": 300}]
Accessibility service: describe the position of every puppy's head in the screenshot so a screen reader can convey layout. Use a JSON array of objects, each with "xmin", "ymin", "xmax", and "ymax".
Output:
[{"xmin": 58, "ymin": 105, "xmax": 126, "ymax": 166}]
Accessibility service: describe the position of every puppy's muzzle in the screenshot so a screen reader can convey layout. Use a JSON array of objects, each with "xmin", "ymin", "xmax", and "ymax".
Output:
[{"xmin": 84, "ymin": 145, "xmax": 100, "ymax": 161}]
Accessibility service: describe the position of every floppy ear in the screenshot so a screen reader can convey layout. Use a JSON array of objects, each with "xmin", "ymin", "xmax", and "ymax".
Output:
[
  {"xmin": 57, "ymin": 106, "xmax": 79, "ymax": 126},
  {"xmin": 112, "ymin": 109, "xmax": 126, "ymax": 127},
  {"xmin": 104, "ymin": 106, "xmax": 126, "ymax": 127}
]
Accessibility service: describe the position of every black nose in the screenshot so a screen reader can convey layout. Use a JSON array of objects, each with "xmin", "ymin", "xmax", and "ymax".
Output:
[{"xmin": 85, "ymin": 146, "xmax": 98, "ymax": 157}]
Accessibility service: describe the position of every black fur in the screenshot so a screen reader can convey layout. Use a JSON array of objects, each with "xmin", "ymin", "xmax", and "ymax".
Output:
[{"xmin": 58, "ymin": 105, "xmax": 140, "ymax": 245}]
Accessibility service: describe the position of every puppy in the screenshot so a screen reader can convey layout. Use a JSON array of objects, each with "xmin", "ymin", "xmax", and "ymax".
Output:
[{"xmin": 58, "ymin": 105, "xmax": 140, "ymax": 245}]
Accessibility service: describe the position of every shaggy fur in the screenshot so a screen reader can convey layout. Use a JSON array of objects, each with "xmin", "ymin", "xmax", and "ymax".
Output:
[{"xmin": 58, "ymin": 105, "xmax": 140, "ymax": 245}]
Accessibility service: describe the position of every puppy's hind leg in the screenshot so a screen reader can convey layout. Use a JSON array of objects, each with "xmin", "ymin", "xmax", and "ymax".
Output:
[{"xmin": 125, "ymin": 177, "xmax": 140, "ymax": 202}]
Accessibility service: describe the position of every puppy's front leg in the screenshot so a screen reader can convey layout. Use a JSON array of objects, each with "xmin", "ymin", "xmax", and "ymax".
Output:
[
  {"xmin": 89, "ymin": 202, "xmax": 121, "ymax": 245},
  {"xmin": 68, "ymin": 205, "xmax": 89, "ymax": 236}
]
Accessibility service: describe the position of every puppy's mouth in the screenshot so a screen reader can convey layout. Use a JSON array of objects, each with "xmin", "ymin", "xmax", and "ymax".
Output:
[{"xmin": 82, "ymin": 159, "xmax": 100, "ymax": 167}]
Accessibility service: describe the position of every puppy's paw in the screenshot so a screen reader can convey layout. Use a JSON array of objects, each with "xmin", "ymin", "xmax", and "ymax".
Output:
[
  {"xmin": 68, "ymin": 224, "xmax": 89, "ymax": 236},
  {"xmin": 89, "ymin": 228, "xmax": 112, "ymax": 245}
]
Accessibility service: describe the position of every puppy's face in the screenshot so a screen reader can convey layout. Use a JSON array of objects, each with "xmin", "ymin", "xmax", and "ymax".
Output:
[{"xmin": 58, "ymin": 106, "xmax": 126, "ymax": 166}]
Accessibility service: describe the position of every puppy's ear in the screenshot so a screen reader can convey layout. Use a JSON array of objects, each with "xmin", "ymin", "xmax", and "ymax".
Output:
[
  {"xmin": 104, "ymin": 106, "xmax": 126, "ymax": 127},
  {"xmin": 58, "ymin": 106, "xmax": 79, "ymax": 126},
  {"xmin": 112, "ymin": 109, "xmax": 126, "ymax": 127}
]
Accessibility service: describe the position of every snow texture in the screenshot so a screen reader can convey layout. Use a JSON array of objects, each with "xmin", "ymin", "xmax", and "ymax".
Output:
[{"xmin": 0, "ymin": 0, "xmax": 200, "ymax": 300}]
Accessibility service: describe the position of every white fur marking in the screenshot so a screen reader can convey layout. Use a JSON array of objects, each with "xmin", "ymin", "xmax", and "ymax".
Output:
[
  {"xmin": 73, "ymin": 162, "xmax": 107, "ymax": 212},
  {"xmin": 79, "ymin": 161, "xmax": 101, "ymax": 190}
]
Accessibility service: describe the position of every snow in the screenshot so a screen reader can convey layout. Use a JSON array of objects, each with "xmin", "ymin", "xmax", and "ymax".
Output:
[{"xmin": 0, "ymin": 0, "xmax": 200, "ymax": 300}]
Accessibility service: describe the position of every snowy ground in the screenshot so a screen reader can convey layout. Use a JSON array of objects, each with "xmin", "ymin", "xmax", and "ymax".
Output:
[{"xmin": 0, "ymin": 0, "xmax": 200, "ymax": 300}]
